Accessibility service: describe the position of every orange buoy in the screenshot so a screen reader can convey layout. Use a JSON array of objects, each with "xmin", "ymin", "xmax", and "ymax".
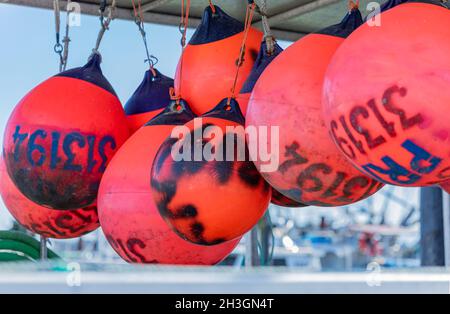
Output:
[
  {"xmin": 124, "ymin": 69, "xmax": 174, "ymax": 134},
  {"xmin": 246, "ymin": 7, "xmax": 383, "ymax": 206},
  {"xmin": 98, "ymin": 101, "xmax": 239, "ymax": 264},
  {"xmin": 237, "ymin": 41, "xmax": 283, "ymax": 116},
  {"xmin": 151, "ymin": 98, "xmax": 271, "ymax": 245},
  {"xmin": 441, "ymin": 180, "xmax": 450, "ymax": 194},
  {"xmin": 2, "ymin": 53, "xmax": 130, "ymax": 210},
  {"xmin": 323, "ymin": 0, "xmax": 450, "ymax": 187},
  {"xmin": 0, "ymin": 157, "xmax": 99, "ymax": 239},
  {"xmin": 174, "ymin": 5, "xmax": 262, "ymax": 115}
]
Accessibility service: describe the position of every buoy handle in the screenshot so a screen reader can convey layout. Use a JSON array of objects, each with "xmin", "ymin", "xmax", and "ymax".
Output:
[{"xmin": 203, "ymin": 98, "xmax": 246, "ymax": 125}]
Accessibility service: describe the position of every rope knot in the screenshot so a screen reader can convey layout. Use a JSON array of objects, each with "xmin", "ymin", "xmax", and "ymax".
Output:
[{"xmin": 348, "ymin": 0, "xmax": 360, "ymax": 11}]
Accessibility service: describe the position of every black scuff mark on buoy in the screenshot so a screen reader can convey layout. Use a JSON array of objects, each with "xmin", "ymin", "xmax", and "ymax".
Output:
[
  {"xmin": 176, "ymin": 205, "xmax": 199, "ymax": 218},
  {"xmin": 190, "ymin": 222, "xmax": 205, "ymax": 240},
  {"xmin": 153, "ymin": 138, "xmax": 178, "ymax": 175},
  {"xmin": 237, "ymin": 162, "xmax": 261, "ymax": 188},
  {"xmin": 249, "ymin": 48, "xmax": 259, "ymax": 63},
  {"xmin": 152, "ymin": 179, "xmax": 178, "ymax": 220}
]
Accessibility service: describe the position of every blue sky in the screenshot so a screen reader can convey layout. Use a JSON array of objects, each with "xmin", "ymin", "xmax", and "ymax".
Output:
[{"xmin": 0, "ymin": 3, "xmax": 293, "ymax": 228}]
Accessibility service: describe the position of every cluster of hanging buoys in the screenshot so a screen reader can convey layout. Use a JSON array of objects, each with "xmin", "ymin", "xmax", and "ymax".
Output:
[
  {"xmin": 98, "ymin": 102, "xmax": 239, "ymax": 264},
  {"xmin": 246, "ymin": 4, "xmax": 384, "ymax": 206},
  {"xmin": 322, "ymin": 0, "xmax": 450, "ymax": 187},
  {"xmin": 124, "ymin": 69, "xmax": 174, "ymax": 134},
  {"xmin": 3, "ymin": 53, "xmax": 130, "ymax": 210},
  {"xmin": 174, "ymin": 5, "xmax": 262, "ymax": 115},
  {"xmin": 151, "ymin": 98, "xmax": 271, "ymax": 245},
  {"xmin": 0, "ymin": 157, "xmax": 99, "ymax": 239},
  {"xmin": 9, "ymin": 0, "xmax": 448, "ymax": 266}
]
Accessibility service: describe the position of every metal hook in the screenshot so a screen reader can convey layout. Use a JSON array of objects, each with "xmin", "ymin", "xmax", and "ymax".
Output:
[{"xmin": 54, "ymin": 43, "xmax": 64, "ymax": 54}]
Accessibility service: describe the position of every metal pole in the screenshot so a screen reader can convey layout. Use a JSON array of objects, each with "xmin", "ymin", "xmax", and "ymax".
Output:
[
  {"xmin": 245, "ymin": 228, "xmax": 260, "ymax": 267},
  {"xmin": 260, "ymin": 220, "xmax": 271, "ymax": 266},
  {"xmin": 40, "ymin": 236, "xmax": 48, "ymax": 261},
  {"xmin": 420, "ymin": 187, "xmax": 445, "ymax": 266},
  {"xmin": 442, "ymin": 189, "xmax": 450, "ymax": 267}
]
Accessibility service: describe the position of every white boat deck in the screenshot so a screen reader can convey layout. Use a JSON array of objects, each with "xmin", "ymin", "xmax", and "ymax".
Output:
[{"xmin": 1, "ymin": 265, "xmax": 449, "ymax": 294}]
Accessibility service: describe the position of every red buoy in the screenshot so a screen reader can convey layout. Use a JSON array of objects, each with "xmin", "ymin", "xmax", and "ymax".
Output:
[
  {"xmin": 2, "ymin": 54, "xmax": 130, "ymax": 210},
  {"xmin": 0, "ymin": 157, "xmax": 99, "ymax": 239},
  {"xmin": 246, "ymin": 7, "xmax": 383, "ymax": 206},
  {"xmin": 124, "ymin": 69, "xmax": 174, "ymax": 134},
  {"xmin": 174, "ymin": 5, "xmax": 262, "ymax": 115},
  {"xmin": 151, "ymin": 98, "xmax": 271, "ymax": 245},
  {"xmin": 98, "ymin": 101, "xmax": 239, "ymax": 264},
  {"xmin": 322, "ymin": 1, "xmax": 450, "ymax": 187}
]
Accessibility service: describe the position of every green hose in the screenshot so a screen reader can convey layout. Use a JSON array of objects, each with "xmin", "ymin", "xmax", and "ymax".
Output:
[
  {"xmin": 0, "ymin": 251, "xmax": 35, "ymax": 262},
  {"xmin": 0, "ymin": 231, "xmax": 60, "ymax": 262}
]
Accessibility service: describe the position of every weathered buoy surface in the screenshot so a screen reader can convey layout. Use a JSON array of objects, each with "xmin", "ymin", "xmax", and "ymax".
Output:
[
  {"xmin": 152, "ymin": 98, "xmax": 271, "ymax": 245},
  {"xmin": 3, "ymin": 53, "xmax": 130, "ymax": 210},
  {"xmin": 124, "ymin": 69, "xmax": 174, "ymax": 134},
  {"xmin": 0, "ymin": 157, "xmax": 99, "ymax": 239},
  {"xmin": 98, "ymin": 101, "xmax": 239, "ymax": 264},
  {"xmin": 174, "ymin": 5, "xmax": 262, "ymax": 115},
  {"xmin": 246, "ymin": 8, "xmax": 383, "ymax": 206},
  {"xmin": 323, "ymin": 1, "xmax": 450, "ymax": 187}
]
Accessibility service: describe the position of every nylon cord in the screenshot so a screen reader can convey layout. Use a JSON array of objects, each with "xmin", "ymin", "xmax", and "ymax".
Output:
[
  {"xmin": 254, "ymin": 0, "xmax": 275, "ymax": 55},
  {"xmin": 131, "ymin": 0, "xmax": 158, "ymax": 76},
  {"xmin": 228, "ymin": 2, "xmax": 256, "ymax": 103},
  {"xmin": 208, "ymin": 0, "xmax": 216, "ymax": 13},
  {"xmin": 92, "ymin": 0, "xmax": 117, "ymax": 55},
  {"xmin": 171, "ymin": 0, "xmax": 191, "ymax": 103},
  {"xmin": 53, "ymin": 0, "xmax": 72, "ymax": 72}
]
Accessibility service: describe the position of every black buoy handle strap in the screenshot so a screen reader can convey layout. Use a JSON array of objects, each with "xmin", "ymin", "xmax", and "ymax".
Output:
[
  {"xmin": 53, "ymin": 0, "xmax": 73, "ymax": 72},
  {"xmin": 92, "ymin": 0, "xmax": 117, "ymax": 56},
  {"xmin": 253, "ymin": 0, "xmax": 276, "ymax": 55},
  {"xmin": 132, "ymin": 0, "xmax": 158, "ymax": 75}
]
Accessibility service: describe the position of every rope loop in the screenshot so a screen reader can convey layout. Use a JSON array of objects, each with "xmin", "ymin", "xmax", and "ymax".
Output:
[
  {"xmin": 208, "ymin": 0, "xmax": 216, "ymax": 14},
  {"xmin": 92, "ymin": 0, "xmax": 117, "ymax": 55},
  {"xmin": 53, "ymin": 0, "xmax": 72, "ymax": 72},
  {"xmin": 253, "ymin": 0, "xmax": 275, "ymax": 55},
  {"xmin": 172, "ymin": 0, "xmax": 191, "ymax": 102},
  {"xmin": 348, "ymin": 0, "xmax": 360, "ymax": 11},
  {"xmin": 132, "ymin": 0, "xmax": 159, "ymax": 72}
]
